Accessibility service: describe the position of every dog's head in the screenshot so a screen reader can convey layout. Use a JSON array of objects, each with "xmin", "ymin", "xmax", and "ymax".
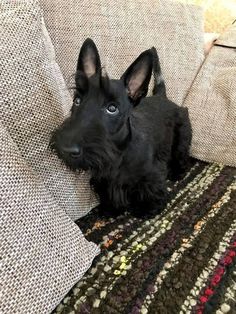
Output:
[{"xmin": 50, "ymin": 38, "xmax": 153, "ymax": 174}]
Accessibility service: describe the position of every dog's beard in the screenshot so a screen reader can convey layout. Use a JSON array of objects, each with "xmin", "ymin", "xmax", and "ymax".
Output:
[
  {"xmin": 82, "ymin": 143, "xmax": 120, "ymax": 177},
  {"xmin": 49, "ymin": 130, "xmax": 120, "ymax": 178}
]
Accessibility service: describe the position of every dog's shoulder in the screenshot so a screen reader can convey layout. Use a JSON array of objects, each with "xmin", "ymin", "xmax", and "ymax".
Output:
[{"xmin": 133, "ymin": 95, "xmax": 180, "ymax": 118}]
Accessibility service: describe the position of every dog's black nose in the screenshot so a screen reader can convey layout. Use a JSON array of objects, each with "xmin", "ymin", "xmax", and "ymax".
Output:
[{"xmin": 61, "ymin": 144, "xmax": 81, "ymax": 158}]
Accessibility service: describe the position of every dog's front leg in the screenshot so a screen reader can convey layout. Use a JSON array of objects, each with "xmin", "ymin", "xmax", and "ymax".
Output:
[
  {"xmin": 130, "ymin": 187, "xmax": 168, "ymax": 218},
  {"xmin": 91, "ymin": 178, "xmax": 126, "ymax": 217},
  {"xmin": 129, "ymin": 172, "xmax": 169, "ymax": 218}
]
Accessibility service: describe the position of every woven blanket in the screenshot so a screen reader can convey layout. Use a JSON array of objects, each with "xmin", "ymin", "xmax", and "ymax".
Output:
[{"xmin": 53, "ymin": 162, "xmax": 236, "ymax": 314}]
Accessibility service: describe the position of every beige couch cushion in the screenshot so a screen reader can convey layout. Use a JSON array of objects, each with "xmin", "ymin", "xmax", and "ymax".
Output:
[
  {"xmin": 0, "ymin": 1, "xmax": 99, "ymax": 313},
  {"xmin": 0, "ymin": 0, "xmax": 98, "ymax": 221},
  {"xmin": 40, "ymin": 0, "xmax": 205, "ymax": 106},
  {"xmin": 184, "ymin": 22, "xmax": 236, "ymax": 167},
  {"xmin": 0, "ymin": 119, "xmax": 99, "ymax": 314}
]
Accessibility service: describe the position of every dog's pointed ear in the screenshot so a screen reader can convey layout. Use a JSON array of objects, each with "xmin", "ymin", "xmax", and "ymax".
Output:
[
  {"xmin": 121, "ymin": 50, "xmax": 153, "ymax": 104},
  {"xmin": 77, "ymin": 38, "xmax": 101, "ymax": 78}
]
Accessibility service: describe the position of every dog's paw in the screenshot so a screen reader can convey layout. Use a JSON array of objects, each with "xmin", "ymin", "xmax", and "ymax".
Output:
[
  {"xmin": 131, "ymin": 200, "xmax": 167, "ymax": 219},
  {"xmin": 95, "ymin": 204, "xmax": 125, "ymax": 218}
]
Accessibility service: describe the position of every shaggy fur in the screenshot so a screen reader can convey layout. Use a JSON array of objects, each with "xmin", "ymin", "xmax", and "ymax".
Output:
[{"xmin": 50, "ymin": 38, "xmax": 192, "ymax": 217}]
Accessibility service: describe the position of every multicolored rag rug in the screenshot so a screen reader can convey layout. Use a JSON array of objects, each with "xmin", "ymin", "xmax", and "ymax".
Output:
[{"xmin": 53, "ymin": 162, "xmax": 236, "ymax": 314}]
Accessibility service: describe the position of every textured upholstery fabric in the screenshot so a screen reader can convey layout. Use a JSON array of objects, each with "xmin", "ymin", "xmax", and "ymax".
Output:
[
  {"xmin": 0, "ymin": 0, "xmax": 98, "ymax": 222},
  {"xmin": 0, "ymin": 121, "xmax": 99, "ymax": 314},
  {"xmin": 184, "ymin": 22, "xmax": 236, "ymax": 167},
  {"xmin": 0, "ymin": 1, "xmax": 99, "ymax": 313},
  {"xmin": 40, "ymin": 0, "xmax": 205, "ymax": 106}
]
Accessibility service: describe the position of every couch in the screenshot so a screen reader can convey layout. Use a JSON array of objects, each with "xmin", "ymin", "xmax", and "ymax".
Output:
[{"xmin": 0, "ymin": 0, "xmax": 235, "ymax": 313}]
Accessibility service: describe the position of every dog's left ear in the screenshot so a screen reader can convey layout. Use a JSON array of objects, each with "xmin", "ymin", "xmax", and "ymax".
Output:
[
  {"xmin": 77, "ymin": 38, "xmax": 101, "ymax": 78},
  {"xmin": 121, "ymin": 50, "xmax": 153, "ymax": 104}
]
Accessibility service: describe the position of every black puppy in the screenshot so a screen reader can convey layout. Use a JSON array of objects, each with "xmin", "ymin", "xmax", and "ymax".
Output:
[{"xmin": 50, "ymin": 38, "xmax": 192, "ymax": 217}]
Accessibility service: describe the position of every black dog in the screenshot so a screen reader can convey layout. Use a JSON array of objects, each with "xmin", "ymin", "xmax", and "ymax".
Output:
[{"xmin": 50, "ymin": 38, "xmax": 192, "ymax": 217}]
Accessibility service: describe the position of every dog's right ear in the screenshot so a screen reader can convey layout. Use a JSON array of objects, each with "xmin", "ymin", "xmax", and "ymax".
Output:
[
  {"xmin": 121, "ymin": 50, "xmax": 153, "ymax": 105},
  {"xmin": 77, "ymin": 38, "xmax": 101, "ymax": 78}
]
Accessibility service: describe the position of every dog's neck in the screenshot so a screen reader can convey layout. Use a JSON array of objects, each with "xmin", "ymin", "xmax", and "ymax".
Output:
[{"xmin": 111, "ymin": 118, "xmax": 131, "ymax": 151}]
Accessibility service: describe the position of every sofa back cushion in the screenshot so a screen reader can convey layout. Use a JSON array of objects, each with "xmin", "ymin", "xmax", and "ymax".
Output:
[
  {"xmin": 184, "ymin": 22, "xmax": 236, "ymax": 167},
  {"xmin": 40, "ymin": 0, "xmax": 205, "ymax": 106},
  {"xmin": 0, "ymin": 0, "xmax": 98, "ymax": 221}
]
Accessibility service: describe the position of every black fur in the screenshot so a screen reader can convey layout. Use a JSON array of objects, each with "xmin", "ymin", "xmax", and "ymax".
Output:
[{"xmin": 50, "ymin": 38, "xmax": 192, "ymax": 218}]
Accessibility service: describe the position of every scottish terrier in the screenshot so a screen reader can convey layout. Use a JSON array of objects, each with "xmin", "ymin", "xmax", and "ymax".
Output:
[{"xmin": 50, "ymin": 38, "xmax": 192, "ymax": 218}]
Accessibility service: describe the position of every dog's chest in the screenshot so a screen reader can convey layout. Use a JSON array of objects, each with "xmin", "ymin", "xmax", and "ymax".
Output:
[{"xmin": 110, "ymin": 142, "xmax": 153, "ymax": 185}]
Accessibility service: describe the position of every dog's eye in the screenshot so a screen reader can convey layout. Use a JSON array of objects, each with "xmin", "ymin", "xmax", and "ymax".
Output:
[
  {"xmin": 106, "ymin": 103, "xmax": 119, "ymax": 115},
  {"xmin": 74, "ymin": 98, "xmax": 81, "ymax": 106}
]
